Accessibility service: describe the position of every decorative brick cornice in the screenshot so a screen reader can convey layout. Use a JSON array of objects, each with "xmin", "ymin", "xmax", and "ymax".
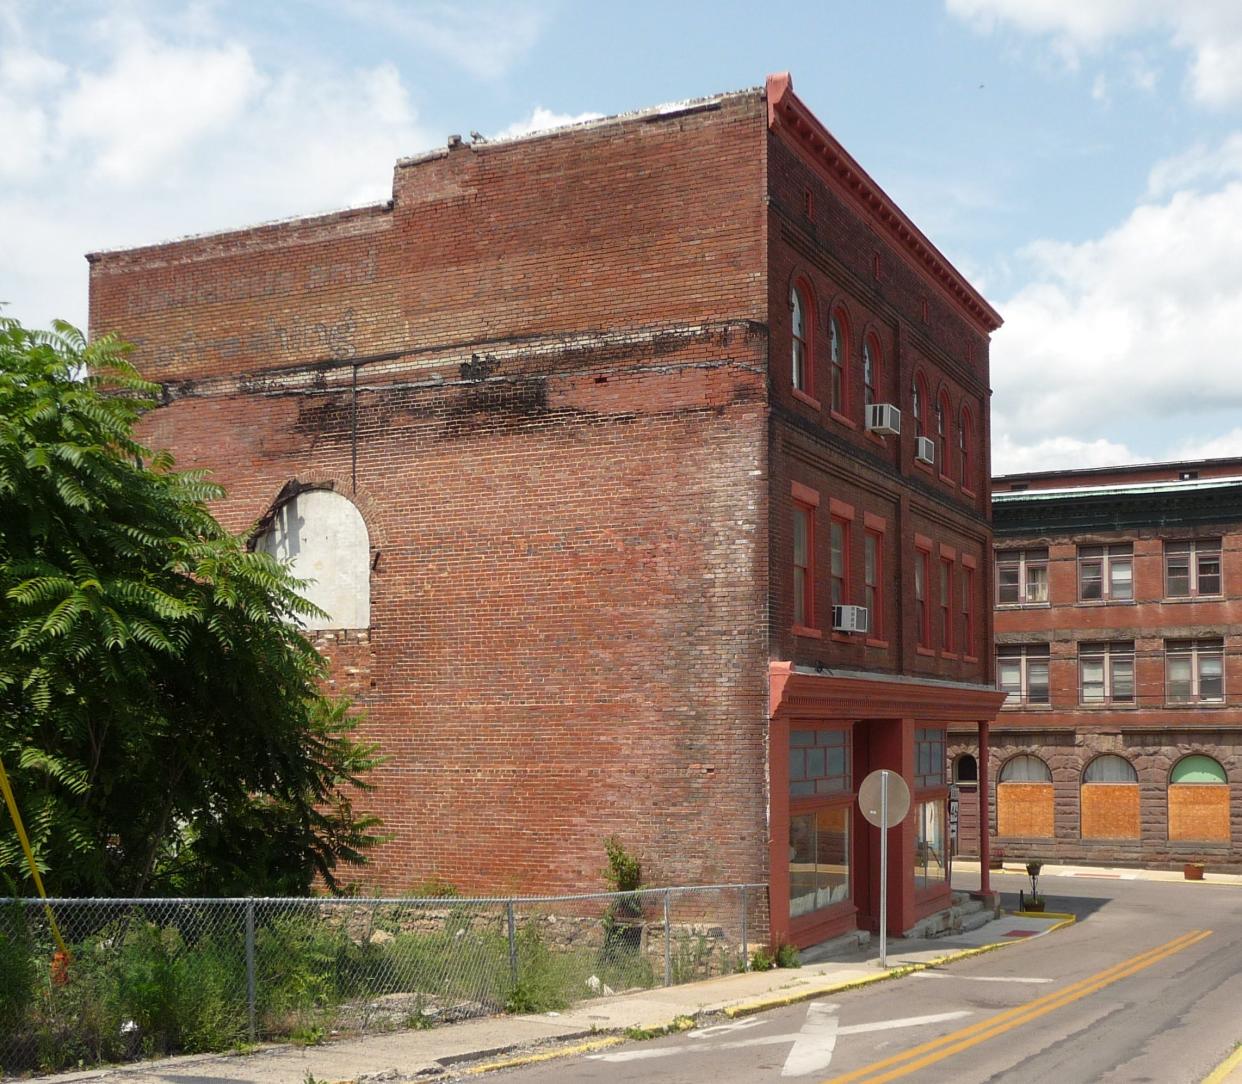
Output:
[{"xmin": 765, "ymin": 73, "xmax": 1003, "ymax": 335}]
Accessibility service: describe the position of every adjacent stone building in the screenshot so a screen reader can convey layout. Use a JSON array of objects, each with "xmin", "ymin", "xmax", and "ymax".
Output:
[
  {"xmin": 88, "ymin": 74, "xmax": 1005, "ymax": 946},
  {"xmin": 952, "ymin": 458, "xmax": 1242, "ymax": 869}
]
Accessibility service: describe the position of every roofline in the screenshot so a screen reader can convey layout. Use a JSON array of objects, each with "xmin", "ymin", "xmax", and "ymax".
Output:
[
  {"xmin": 995, "ymin": 454, "xmax": 1242, "ymax": 484},
  {"xmin": 993, "ymin": 475, "xmax": 1242, "ymax": 502},
  {"xmin": 764, "ymin": 72, "xmax": 1002, "ymax": 335}
]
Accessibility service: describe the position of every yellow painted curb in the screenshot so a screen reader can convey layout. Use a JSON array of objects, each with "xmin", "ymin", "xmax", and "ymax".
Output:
[
  {"xmin": 1203, "ymin": 1042, "xmax": 1242, "ymax": 1084},
  {"xmin": 463, "ymin": 1036, "xmax": 625, "ymax": 1075},
  {"xmin": 722, "ymin": 913, "xmax": 1076, "ymax": 1019}
]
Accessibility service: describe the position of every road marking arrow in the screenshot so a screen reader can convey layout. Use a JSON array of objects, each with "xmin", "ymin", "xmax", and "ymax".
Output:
[{"xmin": 781, "ymin": 1000, "xmax": 839, "ymax": 1077}]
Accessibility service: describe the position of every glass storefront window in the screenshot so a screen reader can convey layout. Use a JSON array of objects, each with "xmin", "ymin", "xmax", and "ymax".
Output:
[
  {"xmin": 789, "ymin": 806, "xmax": 850, "ymax": 918},
  {"xmin": 914, "ymin": 800, "xmax": 946, "ymax": 890}
]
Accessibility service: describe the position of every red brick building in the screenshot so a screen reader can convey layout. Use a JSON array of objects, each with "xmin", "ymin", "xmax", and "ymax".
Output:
[
  {"xmin": 87, "ymin": 74, "xmax": 1004, "ymax": 947},
  {"xmin": 955, "ymin": 459, "xmax": 1242, "ymax": 870}
]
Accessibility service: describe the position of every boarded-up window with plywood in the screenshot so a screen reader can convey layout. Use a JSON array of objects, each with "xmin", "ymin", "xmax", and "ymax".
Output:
[
  {"xmin": 997, "ymin": 754, "xmax": 1054, "ymax": 838},
  {"xmin": 1081, "ymin": 755, "xmax": 1140, "ymax": 839},
  {"xmin": 1169, "ymin": 755, "xmax": 1230, "ymax": 842},
  {"xmin": 257, "ymin": 489, "xmax": 371, "ymax": 631}
]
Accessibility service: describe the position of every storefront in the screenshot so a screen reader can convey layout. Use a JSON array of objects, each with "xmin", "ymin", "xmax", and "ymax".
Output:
[{"xmin": 768, "ymin": 663, "xmax": 1005, "ymax": 948}]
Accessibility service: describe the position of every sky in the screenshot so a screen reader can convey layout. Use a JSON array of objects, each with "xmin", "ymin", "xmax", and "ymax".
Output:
[{"xmin": 4, "ymin": 1, "xmax": 1242, "ymax": 474}]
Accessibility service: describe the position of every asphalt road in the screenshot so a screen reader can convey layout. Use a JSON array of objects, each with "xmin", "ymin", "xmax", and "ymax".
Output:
[{"xmin": 476, "ymin": 870, "xmax": 1242, "ymax": 1083}]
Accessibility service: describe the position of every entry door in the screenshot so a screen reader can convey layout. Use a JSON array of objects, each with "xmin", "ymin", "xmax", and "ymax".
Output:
[{"xmin": 954, "ymin": 783, "xmax": 980, "ymax": 856}]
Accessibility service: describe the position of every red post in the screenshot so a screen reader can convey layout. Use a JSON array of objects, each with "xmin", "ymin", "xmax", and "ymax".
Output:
[{"xmin": 978, "ymin": 720, "xmax": 991, "ymax": 897}]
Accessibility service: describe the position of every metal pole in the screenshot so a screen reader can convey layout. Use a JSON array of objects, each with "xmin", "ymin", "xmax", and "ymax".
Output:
[
  {"xmin": 740, "ymin": 885, "xmax": 749, "ymax": 971},
  {"xmin": 507, "ymin": 901, "xmax": 518, "ymax": 990},
  {"xmin": 663, "ymin": 889, "xmax": 672, "ymax": 987},
  {"xmin": 879, "ymin": 770, "xmax": 889, "ymax": 969},
  {"xmin": 245, "ymin": 898, "xmax": 256, "ymax": 1042}
]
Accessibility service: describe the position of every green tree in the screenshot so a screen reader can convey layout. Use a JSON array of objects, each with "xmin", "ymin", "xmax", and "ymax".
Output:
[{"xmin": 0, "ymin": 316, "xmax": 382, "ymax": 896}]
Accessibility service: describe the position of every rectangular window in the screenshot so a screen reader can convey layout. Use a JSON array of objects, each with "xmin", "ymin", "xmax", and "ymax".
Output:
[
  {"xmin": 914, "ymin": 800, "xmax": 946, "ymax": 890},
  {"xmin": 962, "ymin": 564, "xmax": 976, "ymax": 656},
  {"xmin": 915, "ymin": 727, "xmax": 946, "ymax": 790},
  {"xmin": 1078, "ymin": 544, "xmax": 1133, "ymax": 602},
  {"xmin": 997, "ymin": 644, "xmax": 1051, "ymax": 706},
  {"xmin": 1166, "ymin": 639, "xmax": 1224, "ymax": 704},
  {"xmin": 1078, "ymin": 642, "xmax": 1135, "ymax": 705},
  {"xmin": 789, "ymin": 806, "xmax": 850, "ymax": 918},
  {"xmin": 915, "ymin": 547, "xmax": 931, "ymax": 649},
  {"xmin": 1165, "ymin": 540, "xmax": 1222, "ymax": 598},
  {"xmin": 789, "ymin": 729, "xmax": 851, "ymax": 797},
  {"xmin": 864, "ymin": 530, "xmax": 882, "ymax": 638},
  {"xmin": 830, "ymin": 517, "xmax": 848, "ymax": 608},
  {"xmin": 793, "ymin": 504, "xmax": 814, "ymax": 628},
  {"xmin": 996, "ymin": 547, "xmax": 1048, "ymax": 606},
  {"xmin": 939, "ymin": 558, "xmax": 953, "ymax": 652}
]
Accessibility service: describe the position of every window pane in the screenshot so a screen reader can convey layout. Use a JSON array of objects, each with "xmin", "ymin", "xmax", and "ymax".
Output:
[
  {"xmin": 1111, "ymin": 658, "xmax": 1134, "ymax": 701},
  {"xmin": 999, "ymin": 660, "xmax": 1022, "ymax": 699},
  {"xmin": 1080, "ymin": 562, "xmax": 1103, "ymax": 600},
  {"xmin": 1028, "ymin": 661, "xmax": 1049, "ymax": 703},
  {"xmin": 1001, "ymin": 754, "xmax": 1051, "ymax": 782},
  {"xmin": 998, "ymin": 565, "xmax": 1020, "ymax": 603},
  {"xmin": 1026, "ymin": 565, "xmax": 1048, "ymax": 603},
  {"xmin": 814, "ymin": 806, "xmax": 850, "ymax": 909},
  {"xmin": 789, "ymin": 813, "xmax": 817, "ymax": 917},
  {"xmin": 1168, "ymin": 655, "xmax": 1192, "ymax": 700},
  {"xmin": 831, "ymin": 522, "xmax": 844, "ymax": 577},
  {"xmin": 914, "ymin": 800, "xmax": 946, "ymax": 888},
  {"xmin": 865, "ymin": 535, "xmax": 877, "ymax": 583},
  {"xmin": 1110, "ymin": 560, "xmax": 1133, "ymax": 600},
  {"xmin": 1084, "ymin": 755, "xmax": 1137, "ymax": 783},
  {"xmin": 1080, "ymin": 658, "xmax": 1105, "ymax": 701},
  {"xmin": 1198, "ymin": 552, "xmax": 1221, "ymax": 594},
  {"xmin": 1200, "ymin": 654, "xmax": 1223, "ymax": 700},
  {"xmin": 1167, "ymin": 552, "xmax": 1191, "ymax": 596}
]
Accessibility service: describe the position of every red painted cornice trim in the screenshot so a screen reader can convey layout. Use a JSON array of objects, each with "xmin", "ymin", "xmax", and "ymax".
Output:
[
  {"xmin": 770, "ymin": 662, "xmax": 1007, "ymax": 722},
  {"xmin": 765, "ymin": 73, "xmax": 1003, "ymax": 335}
]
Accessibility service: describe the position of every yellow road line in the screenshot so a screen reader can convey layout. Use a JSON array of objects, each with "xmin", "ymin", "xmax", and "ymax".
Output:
[
  {"xmin": 823, "ymin": 929, "xmax": 1212, "ymax": 1084},
  {"xmin": 1203, "ymin": 1041, "xmax": 1242, "ymax": 1084}
]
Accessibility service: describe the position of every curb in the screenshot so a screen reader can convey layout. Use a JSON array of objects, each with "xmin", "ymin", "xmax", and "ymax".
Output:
[
  {"xmin": 463, "ymin": 1036, "xmax": 627, "ymax": 1076},
  {"xmin": 722, "ymin": 912, "xmax": 1077, "ymax": 1019},
  {"xmin": 1203, "ymin": 1042, "xmax": 1242, "ymax": 1084}
]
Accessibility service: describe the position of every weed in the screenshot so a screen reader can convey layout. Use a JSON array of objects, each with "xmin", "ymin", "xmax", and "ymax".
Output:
[
  {"xmin": 749, "ymin": 947, "xmax": 775, "ymax": 972},
  {"xmin": 775, "ymin": 943, "xmax": 801, "ymax": 969},
  {"xmin": 623, "ymin": 1015, "xmax": 695, "ymax": 1041}
]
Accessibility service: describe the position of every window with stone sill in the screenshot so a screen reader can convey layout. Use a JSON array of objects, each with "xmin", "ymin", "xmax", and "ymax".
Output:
[
  {"xmin": 1165, "ymin": 638, "xmax": 1224, "ymax": 704},
  {"xmin": 1078, "ymin": 641, "xmax": 1135, "ymax": 705},
  {"xmin": 1164, "ymin": 539, "xmax": 1221, "ymax": 598},
  {"xmin": 998, "ymin": 643, "xmax": 1050, "ymax": 706},
  {"xmin": 1078, "ymin": 544, "xmax": 1133, "ymax": 602},
  {"xmin": 996, "ymin": 548, "xmax": 1048, "ymax": 606}
]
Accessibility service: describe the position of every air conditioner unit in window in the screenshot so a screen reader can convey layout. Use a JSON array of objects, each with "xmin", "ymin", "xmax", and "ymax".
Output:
[
  {"xmin": 832, "ymin": 604, "xmax": 869, "ymax": 634},
  {"xmin": 916, "ymin": 436, "xmax": 936, "ymax": 465},
  {"xmin": 865, "ymin": 403, "xmax": 901, "ymax": 435}
]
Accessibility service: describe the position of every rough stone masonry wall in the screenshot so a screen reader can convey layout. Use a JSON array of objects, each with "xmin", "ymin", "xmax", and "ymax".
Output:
[{"xmin": 88, "ymin": 93, "xmax": 777, "ymax": 900}]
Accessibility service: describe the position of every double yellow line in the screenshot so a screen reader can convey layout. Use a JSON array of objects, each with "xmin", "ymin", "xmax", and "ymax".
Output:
[{"xmin": 824, "ymin": 928, "xmax": 1212, "ymax": 1083}]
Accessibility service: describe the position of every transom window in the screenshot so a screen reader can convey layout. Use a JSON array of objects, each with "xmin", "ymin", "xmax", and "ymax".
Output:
[
  {"xmin": 915, "ymin": 728, "xmax": 946, "ymax": 790},
  {"xmin": 998, "ymin": 643, "xmax": 1050, "ymax": 706},
  {"xmin": 1165, "ymin": 539, "xmax": 1221, "ymax": 598},
  {"xmin": 789, "ymin": 729, "xmax": 851, "ymax": 797},
  {"xmin": 1083, "ymin": 755, "xmax": 1138, "ymax": 784},
  {"xmin": 999, "ymin": 754, "xmax": 1051, "ymax": 782},
  {"xmin": 1079, "ymin": 641, "xmax": 1135, "ymax": 705},
  {"xmin": 997, "ymin": 548, "xmax": 1049, "ymax": 606},
  {"xmin": 1078, "ymin": 544, "xmax": 1133, "ymax": 602},
  {"xmin": 1166, "ymin": 638, "xmax": 1224, "ymax": 704},
  {"xmin": 1170, "ymin": 755, "xmax": 1226, "ymax": 785}
]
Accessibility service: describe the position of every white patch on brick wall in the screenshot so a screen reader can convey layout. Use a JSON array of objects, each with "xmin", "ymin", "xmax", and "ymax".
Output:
[{"xmin": 258, "ymin": 489, "xmax": 370, "ymax": 630}]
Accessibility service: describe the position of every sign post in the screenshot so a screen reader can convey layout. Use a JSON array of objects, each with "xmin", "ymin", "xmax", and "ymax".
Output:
[{"xmin": 859, "ymin": 768, "xmax": 911, "ymax": 969}]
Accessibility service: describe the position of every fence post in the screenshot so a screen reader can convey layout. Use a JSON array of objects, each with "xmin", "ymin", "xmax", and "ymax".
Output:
[
  {"xmin": 663, "ymin": 889, "xmax": 672, "ymax": 987},
  {"xmin": 507, "ymin": 900, "xmax": 518, "ymax": 991},
  {"xmin": 740, "ymin": 886, "xmax": 749, "ymax": 971},
  {"xmin": 245, "ymin": 898, "xmax": 256, "ymax": 1043}
]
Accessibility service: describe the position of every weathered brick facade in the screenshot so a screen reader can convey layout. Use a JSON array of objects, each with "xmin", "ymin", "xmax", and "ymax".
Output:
[
  {"xmin": 957, "ymin": 460, "xmax": 1242, "ymax": 870},
  {"xmin": 89, "ymin": 75, "xmax": 1003, "ymax": 945}
]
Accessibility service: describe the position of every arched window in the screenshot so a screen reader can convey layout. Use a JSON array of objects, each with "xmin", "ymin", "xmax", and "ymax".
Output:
[
  {"xmin": 999, "ymin": 754, "xmax": 1052, "ymax": 783},
  {"xmin": 790, "ymin": 283, "xmax": 810, "ymax": 394},
  {"xmin": 1171, "ymin": 754, "xmax": 1227, "ymax": 784},
  {"xmin": 1082, "ymin": 755, "xmax": 1138, "ymax": 783},
  {"xmin": 959, "ymin": 406, "xmax": 974, "ymax": 489},
  {"xmin": 1169, "ymin": 754, "xmax": 1229, "ymax": 842},
  {"xmin": 937, "ymin": 391, "xmax": 952, "ymax": 478},
  {"xmin": 953, "ymin": 754, "xmax": 978, "ymax": 783},
  {"xmin": 911, "ymin": 373, "xmax": 927, "ymax": 438},
  {"xmin": 830, "ymin": 311, "xmax": 846, "ymax": 414},
  {"xmin": 863, "ymin": 335, "xmax": 879, "ymax": 409},
  {"xmin": 256, "ymin": 489, "xmax": 371, "ymax": 630}
]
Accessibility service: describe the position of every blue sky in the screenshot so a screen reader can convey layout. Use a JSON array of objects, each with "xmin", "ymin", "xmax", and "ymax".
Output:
[{"xmin": 5, "ymin": 0, "xmax": 1242, "ymax": 472}]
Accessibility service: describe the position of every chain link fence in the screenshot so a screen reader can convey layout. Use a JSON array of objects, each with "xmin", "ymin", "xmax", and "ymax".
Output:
[{"xmin": 0, "ymin": 884, "xmax": 766, "ymax": 1075}]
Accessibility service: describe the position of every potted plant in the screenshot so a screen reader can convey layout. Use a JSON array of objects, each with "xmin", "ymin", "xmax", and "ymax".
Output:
[
  {"xmin": 989, "ymin": 846, "xmax": 1005, "ymax": 871},
  {"xmin": 1184, "ymin": 861, "xmax": 1205, "ymax": 881},
  {"xmin": 1022, "ymin": 861, "xmax": 1046, "ymax": 912}
]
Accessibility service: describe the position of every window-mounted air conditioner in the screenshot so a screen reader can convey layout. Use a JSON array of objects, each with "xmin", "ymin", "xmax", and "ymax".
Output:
[
  {"xmin": 832, "ymin": 604, "xmax": 870, "ymax": 634},
  {"xmin": 865, "ymin": 403, "xmax": 901, "ymax": 436},
  {"xmin": 916, "ymin": 436, "xmax": 936, "ymax": 466}
]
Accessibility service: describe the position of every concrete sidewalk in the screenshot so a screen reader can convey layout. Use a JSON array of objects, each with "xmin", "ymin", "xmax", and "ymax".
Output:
[{"xmin": 46, "ymin": 911, "xmax": 1069, "ymax": 1084}]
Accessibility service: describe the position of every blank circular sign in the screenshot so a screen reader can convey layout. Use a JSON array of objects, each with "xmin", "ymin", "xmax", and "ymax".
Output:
[{"xmin": 858, "ymin": 769, "xmax": 911, "ymax": 828}]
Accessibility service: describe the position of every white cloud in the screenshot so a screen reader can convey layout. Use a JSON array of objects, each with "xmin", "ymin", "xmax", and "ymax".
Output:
[
  {"xmin": 334, "ymin": 0, "xmax": 546, "ymax": 80},
  {"xmin": 494, "ymin": 106, "xmax": 604, "ymax": 140},
  {"xmin": 1169, "ymin": 427, "xmax": 1242, "ymax": 462},
  {"xmin": 946, "ymin": 0, "xmax": 1242, "ymax": 105},
  {"xmin": 992, "ymin": 433, "xmax": 1138, "ymax": 476},
  {"xmin": 2, "ymin": 16, "xmax": 436, "ymax": 331}
]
